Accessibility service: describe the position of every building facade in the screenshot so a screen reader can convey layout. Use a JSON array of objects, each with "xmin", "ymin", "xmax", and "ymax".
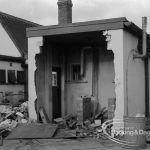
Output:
[{"xmin": 0, "ymin": 12, "xmax": 40, "ymax": 104}]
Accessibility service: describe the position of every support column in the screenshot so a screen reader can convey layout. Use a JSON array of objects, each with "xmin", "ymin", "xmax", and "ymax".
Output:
[
  {"xmin": 43, "ymin": 43, "xmax": 52, "ymax": 121},
  {"xmin": 61, "ymin": 52, "xmax": 66, "ymax": 117},
  {"xmin": 28, "ymin": 37, "xmax": 43, "ymax": 120},
  {"xmin": 106, "ymin": 30, "xmax": 124, "ymax": 121}
]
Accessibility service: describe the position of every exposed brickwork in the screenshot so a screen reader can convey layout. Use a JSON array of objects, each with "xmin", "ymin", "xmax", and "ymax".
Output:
[{"xmin": 57, "ymin": 0, "xmax": 73, "ymax": 24}]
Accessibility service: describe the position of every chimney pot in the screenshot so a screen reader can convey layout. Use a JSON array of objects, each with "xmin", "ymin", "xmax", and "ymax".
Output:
[{"xmin": 57, "ymin": 0, "xmax": 73, "ymax": 24}]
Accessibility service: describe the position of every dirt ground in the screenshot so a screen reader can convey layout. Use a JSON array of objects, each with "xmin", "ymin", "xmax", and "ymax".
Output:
[{"xmin": 1, "ymin": 138, "xmax": 150, "ymax": 150}]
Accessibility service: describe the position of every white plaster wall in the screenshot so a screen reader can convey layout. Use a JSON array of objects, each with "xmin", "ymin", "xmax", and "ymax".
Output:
[
  {"xmin": 123, "ymin": 30, "xmax": 145, "ymax": 117},
  {"xmin": 107, "ymin": 29, "xmax": 124, "ymax": 120},
  {"xmin": 0, "ymin": 24, "xmax": 21, "ymax": 57},
  {"xmin": 28, "ymin": 37, "xmax": 43, "ymax": 120},
  {"xmin": 66, "ymin": 50, "xmax": 93, "ymax": 115},
  {"xmin": 66, "ymin": 47, "xmax": 115, "ymax": 115},
  {"xmin": 98, "ymin": 49, "xmax": 115, "ymax": 109},
  {"xmin": 0, "ymin": 61, "xmax": 24, "ymax": 103}
]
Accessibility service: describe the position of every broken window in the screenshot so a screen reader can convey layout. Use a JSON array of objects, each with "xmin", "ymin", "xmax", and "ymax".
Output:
[
  {"xmin": 71, "ymin": 64, "xmax": 81, "ymax": 81},
  {"xmin": 17, "ymin": 71, "xmax": 25, "ymax": 84},
  {"xmin": 8, "ymin": 70, "xmax": 16, "ymax": 84},
  {"xmin": 0, "ymin": 69, "xmax": 6, "ymax": 84}
]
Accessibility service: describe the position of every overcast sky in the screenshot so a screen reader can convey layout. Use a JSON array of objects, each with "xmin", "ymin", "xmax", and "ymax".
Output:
[{"xmin": 0, "ymin": 0, "xmax": 150, "ymax": 32}]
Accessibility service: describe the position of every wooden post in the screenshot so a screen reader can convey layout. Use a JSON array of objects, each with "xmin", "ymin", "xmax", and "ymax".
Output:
[
  {"xmin": 44, "ymin": 43, "xmax": 52, "ymax": 121},
  {"xmin": 61, "ymin": 52, "xmax": 66, "ymax": 117}
]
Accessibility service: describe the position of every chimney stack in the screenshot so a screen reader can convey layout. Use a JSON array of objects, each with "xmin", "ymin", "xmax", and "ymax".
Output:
[
  {"xmin": 57, "ymin": 0, "xmax": 73, "ymax": 24},
  {"xmin": 142, "ymin": 17, "xmax": 147, "ymax": 55}
]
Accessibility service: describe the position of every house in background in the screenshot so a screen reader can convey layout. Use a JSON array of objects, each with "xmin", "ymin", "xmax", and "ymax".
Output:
[{"xmin": 0, "ymin": 12, "xmax": 40, "ymax": 104}]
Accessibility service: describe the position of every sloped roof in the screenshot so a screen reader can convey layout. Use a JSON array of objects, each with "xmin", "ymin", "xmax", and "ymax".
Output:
[
  {"xmin": 0, "ymin": 55, "xmax": 24, "ymax": 63},
  {"xmin": 0, "ymin": 12, "xmax": 41, "ymax": 57}
]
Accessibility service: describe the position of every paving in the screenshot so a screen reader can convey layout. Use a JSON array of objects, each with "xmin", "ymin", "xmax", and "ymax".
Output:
[{"xmin": 1, "ymin": 138, "xmax": 150, "ymax": 150}]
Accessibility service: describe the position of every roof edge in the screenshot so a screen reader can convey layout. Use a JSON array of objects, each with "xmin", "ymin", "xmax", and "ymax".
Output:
[
  {"xmin": 27, "ymin": 17, "xmax": 127, "ymax": 37},
  {"xmin": 0, "ymin": 11, "xmax": 41, "ymax": 26},
  {"xmin": 27, "ymin": 17, "xmax": 127, "ymax": 32},
  {"xmin": 124, "ymin": 21, "xmax": 143, "ymax": 37},
  {"xmin": 0, "ymin": 55, "xmax": 25, "ymax": 63}
]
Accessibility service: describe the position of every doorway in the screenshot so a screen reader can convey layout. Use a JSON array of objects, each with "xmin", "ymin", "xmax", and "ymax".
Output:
[{"xmin": 52, "ymin": 67, "xmax": 61, "ymax": 119}]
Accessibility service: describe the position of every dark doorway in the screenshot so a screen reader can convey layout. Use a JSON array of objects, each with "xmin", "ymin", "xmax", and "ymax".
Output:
[{"xmin": 52, "ymin": 67, "xmax": 61, "ymax": 119}]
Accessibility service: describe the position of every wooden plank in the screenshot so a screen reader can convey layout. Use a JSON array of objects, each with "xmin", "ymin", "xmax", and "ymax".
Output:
[
  {"xmin": 54, "ymin": 129, "xmax": 76, "ymax": 139},
  {"xmin": 6, "ymin": 124, "xmax": 57, "ymax": 140},
  {"xmin": 39, "ymin": 107, "xmax": 49, "ymax": 124}
]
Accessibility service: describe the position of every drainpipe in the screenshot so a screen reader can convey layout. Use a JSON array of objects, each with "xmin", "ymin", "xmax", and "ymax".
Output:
[
  {"xmin": 143, "ymin": 17, "xmax": 149, "ymax": 117},
  {"xmin": 133, "ymin": 17, "xmax": 149, "ymax": 117}
]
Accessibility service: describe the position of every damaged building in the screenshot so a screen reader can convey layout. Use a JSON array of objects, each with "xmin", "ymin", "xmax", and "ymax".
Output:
[{"xmin": 27, "ymin": 0, "xmax": 150, "ymax": 140}]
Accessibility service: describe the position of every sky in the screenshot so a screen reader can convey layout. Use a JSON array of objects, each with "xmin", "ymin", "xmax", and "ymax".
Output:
[{"xmin": 0, "ymin": 0, "xmax": 150, "ymax": 33}]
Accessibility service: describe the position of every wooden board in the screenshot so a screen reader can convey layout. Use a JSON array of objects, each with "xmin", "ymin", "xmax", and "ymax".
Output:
[
  {"xmin": 6, "ymin": 123, "xmax": 57, "ymax": 140},
  {"xmin": 54, "ymin": 129, "xmax": 76, "ymax": 139}
]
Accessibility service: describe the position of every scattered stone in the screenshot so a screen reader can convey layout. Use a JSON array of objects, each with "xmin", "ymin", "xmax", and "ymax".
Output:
[
  {"xmin": 94, "ymin": 119, "xmax": 101, "ymax": 126},
  {"xmin": 54, "ymin": 118, "xmax": 64, "ymax": 123}
]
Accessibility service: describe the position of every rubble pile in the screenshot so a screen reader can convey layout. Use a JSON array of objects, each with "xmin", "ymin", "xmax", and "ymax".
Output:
[
  {"xmin": 0, "ymin": 102, "xmax": 28, "ymax": 137},
  {"xmin": 53, "ymin": 107, "xmax": 109, "ymax": 139},
  {"xmin": 0, "ymin": 102, "xmax": 110, "ymax": 140}
]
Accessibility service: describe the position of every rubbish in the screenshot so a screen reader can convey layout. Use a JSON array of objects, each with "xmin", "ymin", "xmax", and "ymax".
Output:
[
  {"xmin": 88, "ymin": 123, "xmax": 100, "ymax": 129},
  {"xmin": 54, "ymin": 118, "xmax": 66, "ymax": 129},
  {"xmin": 0, "ymin": 99, "xmax": 110, "ymax": 141},
  {"xmin": 20, "ymin": 102, "xmax": 28, "ymax": 113},
  {"xmin": 39, "ymin": 107, "xmax": 49, "ymax": 124},
  {"xmin": 65, "ymin": 115, "xmax": 77, "ymax": 129},
  {"xmin": 0, "ymin": 104, "xmax": 12, "ymax": 114},
  {"xmin": 5, "ymin": 111, "xmax": 16, "ymax": 120},
  {"xmin": 8, "ymin": 120, "xmax": 17, "ymax": 130},
  {"xmin": 84, "ymin": 120, "xmax": 91, "ymax": 126},
  {"xmin": 55, "ymin": 129, "xmax": 76, "ymax": 139},
  {"xmin": 63, "ymin": 114, "xmax": 73, "ymax": 121},
  {"xmin": 21, "ymin": 119, "xmax": 28, "ymax": 123},
  {"xmin": 0, "ymin": 119, "xmax": 11, "ymax": 130},
  {"xmin": 94, "ymin": 119, "xmax": 101, "ymax": 125},
  {"xmin": 54, "ymin": 118, "xmax": 64, "ymax": 123},
  {"xmin": 16, "ymin": 112, "xmax": 24, "ymax": 118},
  {"xmin": 68, "ymin": 121, "xmax": 77, "ymax": 129},
  {"xmin": 0, "ymin": 101, "xmax": 29, "ymax": 139},
  {"xmin": 95, "ymin": 107, "xmax": 106, "ymax": 119},
  {"xmin": 16, "ymin": 112, "xmax": 24, "ymax": 123}
]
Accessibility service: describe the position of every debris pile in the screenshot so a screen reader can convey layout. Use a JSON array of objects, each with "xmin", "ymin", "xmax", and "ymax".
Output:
[
  {"xmin": 53, "ymin": 107, "xmax": 108, "ymax": 139},
  {"xmin": 0, "ymin": 100, "xmax": 109, "ymax": 141},
  {"xmin": 0, "ymin": 102, "xmax": 28, "ymax": 137}
]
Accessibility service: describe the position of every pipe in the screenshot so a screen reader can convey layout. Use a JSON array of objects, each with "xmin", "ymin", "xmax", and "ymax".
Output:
[
  {"xmin": 132, "ymin": 17, "xmax": 149, "ymax": 116},
  {"xmin": 142, "ymin": 17, "xmax": 149, "ymax": 117}
]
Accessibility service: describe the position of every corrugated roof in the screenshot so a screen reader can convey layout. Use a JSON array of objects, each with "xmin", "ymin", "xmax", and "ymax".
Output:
[{"xmin": 0, "ymin": 12, "xmax": 41, "ymax": 57}]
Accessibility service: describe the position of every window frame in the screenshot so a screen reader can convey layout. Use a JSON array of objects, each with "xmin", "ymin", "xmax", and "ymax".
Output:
[
  {"xmin": 17, "ymin": 70, "xmax": 25, "ymax": 84},
  {"xmin": 7, "ymin": 70, "xmax": 17, "ymax": 84},
  {"xmin": 70, "ymin": 63, "xmax": 82, "ymax": 81},
  {"xmin": 0, "ymin": 69, "xmax": 6, "ymax": 84}
]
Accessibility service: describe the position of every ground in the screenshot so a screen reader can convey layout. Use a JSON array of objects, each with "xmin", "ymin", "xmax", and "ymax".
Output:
[{"xmin": 1, "ymin": 138, "xmax": 150, "ymax": 150}]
